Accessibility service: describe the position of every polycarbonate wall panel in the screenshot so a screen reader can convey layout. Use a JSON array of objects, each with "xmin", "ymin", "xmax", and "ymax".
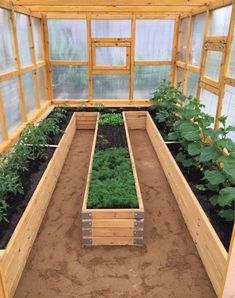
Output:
[
  {"xmin": 96, "ymin": 47, "xmax": 126, "ymax": 66},
  {"xmin": 186, "ymin": 72, "xmax": 199, "ymax": 97},
  {"xmin": 135, "ymin": 20, "xmax": 174, "ymax": 61},
  {"xmin": 200, "ymin": 89, "xmax": 218, "ymax": 120},
  {"xmin": 205, "ymin": 51, "xmax": 222, "ymax": 81},
  {"xmin": 15, "ymin": 13, "xmax": 31, "ymax": 66},
  {"xmin": 22, "ymin": 72, "xmax": 36, "ymax": 115},
  {"xmin": 229, "ymin": 28, "xmax": 235, "ymax": 77},
  {"xmin": 48, "ymin": 20, "xmax": 87, "ymax": 60},
  {"xmin": 52, "ymin": 66, "xmax": 88, "ymax": 99},
  {"xmin": 0, "ymin": 9, "xmax": 15, "ymax": 73},
  {"xmin": 93, "ymin": 75, "xmax": 129, "ymax": 99},
  {"xmin": 32, "ymin": 17, "xmax": 43, "ymax": 61},
  {"xmin": 134, "ymin": 65, "xmax": 170, "ymax": 99},
  {"xmin": 190, "ymin": 13, "xmax": 206, "ymax": 66},
  {"xmin": 91, "ymin": 20, "xmax": 131, "ymax": 37},
  {"xmin": 38, "ymin": 67, "xmax": 47, "ymax": 102},
  {"xmin": 223, "ymin": 85, "xmax": 235, "ymax": 140},
  {"xmin": 177, "ymin": 18, "xmax": 190, "ymax": 62},
  {"xmin": 0, "ymin": 78, "xmax": 22, "ymax": 133},
  {"xmin": 176, "ymin": 67, "xmax": 185, "ymax": 91},
  {"xmin": 209, "ymin": 5, "xmax": 232, "ymax": 36}
]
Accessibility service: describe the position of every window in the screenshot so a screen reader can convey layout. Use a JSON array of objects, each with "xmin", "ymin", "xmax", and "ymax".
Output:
[
  {"xmin": 135, "ymin": 20, "xmax": 174, "ymax": 61},
  {"xmin": 200, "ymin": 89, "xmax": 218, "ymax": 121},
  {"xmin": 134, "ymin": 65, "xmax": 170, "ymax": 99},
  {"xmin": 93, "ymin": 75, "xmax": 129, "ymax": 99},
  {"xmin": 91, "ymin": 20, "xmax": 131, "ymax": 37},
  {"xmin": 96, "ymin": 47, "xmax": 127, "ymax": 66},
  {"xmin": 15, "ymin": 13, "xmax": 31, "ymax": 66},
  {"xmin": 209, "ymin": 6, "xmax": 232, "ymax": 36},
  {"xmin": 0, "ymin": 9, "xmax": 15, "ymax": 72},
  {"xmin": 52, "ymin": 66, "xmax": 88, "ymax": 99},
  {"xmin": 22, "ymin": 72, "xmax": 36, "ymax": 115},
  {"xmin": 205, "ymin": 51, "xmax": 223, "ymax": 81},
  {"xmin": 186, "ymin": 72, "xmax": 199, "ymax": 97},
  {"xmin": 0, "ymin": 78, "xmax": 22, "ymax": 133},
  {"xmin": 222, "ymin": 85, "xmax": 235, "ymax": 140},
  {"xmin": 177, "ymin": 18, "xmax": 190, "ymax": 62},
  {"xmin": 48, "ymin": 20, "xmax": 87, "ymax": 60},
  {"xmin": 190, "ymin": 13, "xmax": 206, "ymax": 66},
  {"xmin": 32, "ymin": 17, "xmax": 43, "ymax": 61}
]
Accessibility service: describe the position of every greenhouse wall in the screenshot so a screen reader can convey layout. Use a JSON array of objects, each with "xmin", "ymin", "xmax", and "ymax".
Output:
[{"xmin": 0, "ymin": 0, "xmax": 235, "ymax": 144}]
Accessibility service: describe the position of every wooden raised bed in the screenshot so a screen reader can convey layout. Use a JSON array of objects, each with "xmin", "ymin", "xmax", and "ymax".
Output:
[
  {"xmin": 0, "ymin": 113, "xmax": 77, "ymax": 298},
  {"xmin": 124, "ymin": 111, "xmax": 229, "ymax": 296},
  {"xmin": 81, "ymin": 112, "xmax": 144, "ymax": 246}
]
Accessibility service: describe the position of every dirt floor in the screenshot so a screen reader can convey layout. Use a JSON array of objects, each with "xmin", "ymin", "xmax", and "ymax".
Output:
[{"xmin": 15, "ymin": 129, "xmax": 216, "ymax": 298}]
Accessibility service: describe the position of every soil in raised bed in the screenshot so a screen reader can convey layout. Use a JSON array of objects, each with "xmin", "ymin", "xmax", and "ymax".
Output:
[
  {"xmin": 0, "ymin": 110, "xmax": 73, "ymax": 249},
  {"xmin": 167, "ymin": 142, "xmax": 234, "ymax": 251},
  {"xmin": 15, "ymin": 129, "xmax": 215, "ymax": 298},
  {"xmin": 96, "ymin": 125, "xmax": 128, "ymax": 150}
]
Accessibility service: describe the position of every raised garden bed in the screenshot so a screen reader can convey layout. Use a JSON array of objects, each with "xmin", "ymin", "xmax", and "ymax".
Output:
[
  {"xmin": 81, "ymin": 112, "xmax": 144, "ymax": 246},
  {"xmin": 124, "ymin": 111, "xmax": 229, "ymax": 296},
  {"xmin": 0, "ymin": 111, "xmax": 77, "ymax": 298}
]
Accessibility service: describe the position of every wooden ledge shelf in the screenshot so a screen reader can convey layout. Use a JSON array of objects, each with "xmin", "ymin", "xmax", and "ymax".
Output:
[{"xmin": 81, "ymin": 112, "xmax": 145, "ymax": 246}]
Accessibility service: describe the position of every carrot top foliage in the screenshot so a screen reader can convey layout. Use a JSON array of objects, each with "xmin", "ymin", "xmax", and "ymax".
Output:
[{"xmin": 88, "ymin": 147, "xmax": 138, "ymax": 209}]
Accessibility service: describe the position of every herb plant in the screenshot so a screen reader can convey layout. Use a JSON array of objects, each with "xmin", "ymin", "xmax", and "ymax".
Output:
[
  {"xmin": 99, "ymin": 113, "xmax": 124, "ymax": 126},
  {"xmin": 88, "ymin": 148, "xmax": 138, "ymax": 209}
]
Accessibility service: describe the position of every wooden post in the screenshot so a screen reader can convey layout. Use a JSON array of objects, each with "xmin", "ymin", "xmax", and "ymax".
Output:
[
  {"xmin": 215, "ymin": 3, "xmax": 235, "ymax": 129},
  {"xmin": 183, "ymin": 15, "xmax": 193, "ymax": 95},
  {"xmin": 87, "ymin": 16, "xmax": 93, "ymax": 101},
  {"xmin": 29, "ymin": 15, "xmax": 41, "ymax": 109},
  {"xmin": 197, "ymin": 8, "xmax": 210, "ymax": 99},
  {"xmin": 129, "ymin": 15, "xmax": 135, "ymax": 100},
  {"xmin": 42, "ymin": 14, "xmax": 53, "ymax": 101},
  {"xmin": 171, "ymin": 16, "xmax": 179, "ymax": 85}
]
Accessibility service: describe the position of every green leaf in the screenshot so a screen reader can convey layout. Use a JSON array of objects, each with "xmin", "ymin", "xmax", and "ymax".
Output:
[
  {"xmin": 203, "ymin": 170, "xmax": 226, "ymax": 185},
  {"xmin": 188, "ymin": 143, "xmax": 202, "ymax": 156},
  {"xmin": 217, "ymin": 187, "xmax": 235, "ymax": 207},
  {"xmin": 217, "ymin": 139, "xmax": 235, "ymax": 152},
  {"xmin": 223, "ymin": 163, "xmax": 235, "ymax": 181},
  {"xmin": 167, "ymin": 132, "xmax": 178, "ymax": 141},
  {"xmin": 219, "ymin": 209, "xmax": 235, "ymax": 221},
  {"xmin": 176, "ymin": 152, "xmax": 195, "ymax": 167},
  {"xmin": 199, "ymin": 146, "xmax": 219, "ymax": 162},
  {"xmin": 209, "ymin": 195, "xmax": 219, "ymax": 206},
  {"xmin": 196, "ymin": 184, "xmax": 207, "ymax": 191},
  {"xmin": 179, "ymin": 122, "xmax": 200, "ymax": 141}
]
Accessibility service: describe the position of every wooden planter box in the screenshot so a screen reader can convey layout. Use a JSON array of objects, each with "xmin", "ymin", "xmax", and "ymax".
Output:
[
  {"xmin": 81, "ymin": 112, "xmax": 144, "ymax": 246},
  {"xmin": 124, "ymin": 111, "xmax": 228, "ymax": 296},
  {"xmin": 0, "ymin": 113, "xmax": 77, "ymax": 298}
]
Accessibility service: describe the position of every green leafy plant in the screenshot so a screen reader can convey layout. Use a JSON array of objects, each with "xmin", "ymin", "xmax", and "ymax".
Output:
[
  {"xmin": 88, "ymin": 147, "xmax": 138, "ymax": 209},
  {"xmin": 0, "ymin": 106, "xmax": 68, "ymax": 223},
  {"xmin": 99, "ymin": 113, "xmax": 124, "ymax": 126},
  {"xmin": 151, "ymin": 82, "xmax": 235, "ymax": 221}
]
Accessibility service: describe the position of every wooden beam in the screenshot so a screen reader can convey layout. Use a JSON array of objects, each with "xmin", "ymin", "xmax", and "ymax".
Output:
[
  {"xmin": 12, "ymin": 0, "xmax": 209, "ymax": 6},
  {"xmin": 171, "ymin": 17, "xmax": 179, "ymax": 84},
  {"xmin": 27, "ymin": 6, "xmax": 199, "ymax": 13},
  {"xmin": 87, "ymin": 16, "xmax": 92, "ymax": 101}
]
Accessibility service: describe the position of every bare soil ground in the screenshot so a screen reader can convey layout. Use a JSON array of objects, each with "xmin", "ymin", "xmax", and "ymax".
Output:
[{"xmin": 15, "ymin": 129, "xmax": 215, "ymax": 298}]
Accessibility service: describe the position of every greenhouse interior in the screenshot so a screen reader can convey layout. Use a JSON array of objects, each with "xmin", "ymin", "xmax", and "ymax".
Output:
[{"xmin": 0, "ymin": 0, "xmax": 235, "ymax": 297}]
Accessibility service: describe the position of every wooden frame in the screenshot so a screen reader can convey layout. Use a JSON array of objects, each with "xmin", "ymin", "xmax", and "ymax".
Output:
[
  {"xmin": 81, "ymin": 112, "xmax": 144, "ymax": 246},
  {"xmin": 0, "ymin": 112, "xmax": 77, "ymax": 298},
  {"xmin": 0, "ymin": 1, "xmax": 48, "ymax": 147}
]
